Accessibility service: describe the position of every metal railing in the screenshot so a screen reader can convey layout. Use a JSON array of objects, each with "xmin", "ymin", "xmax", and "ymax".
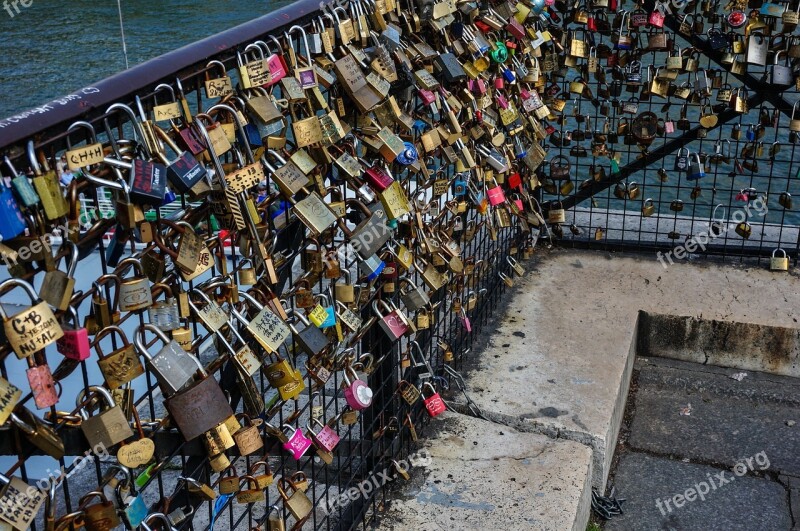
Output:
[{"xmin": 0, "ymin": 2, "xmax": 526, "ymax": 531}]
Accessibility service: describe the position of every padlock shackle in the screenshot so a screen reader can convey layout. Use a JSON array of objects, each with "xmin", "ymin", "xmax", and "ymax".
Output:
[
  {"xmin": 91, "ymin": 325, "xmax": 130, "ymax": 358},
  {"xmin": 75, "ymin": 385, "xmax": 117, "ymax": 418},
  {"xmin": 134, "ymin": 323, "xmax": 173, "ymax": 359},
  {"xmin": 239, "ymin": 290, "xmax": 265, "ymax": 311},
  {"xmin": 208, "ymin": 103, "xmax": 255, "ymax": 164},
  {"xmin": 0, "ymin": 278, "xmax": 41, "ymax": 320},
  {"xmin": 143, "ymin": 512, "xmax": 176, "ymax": 531}
]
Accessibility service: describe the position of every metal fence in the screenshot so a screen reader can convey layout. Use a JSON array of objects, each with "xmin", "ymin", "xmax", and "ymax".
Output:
[
  {"xmin": 0, "ymin": 2, "xmax": 525, "ymax": 530},
  {"xmin": 0, "ymin": 0, "xmax": 798, "ymax": 529}
]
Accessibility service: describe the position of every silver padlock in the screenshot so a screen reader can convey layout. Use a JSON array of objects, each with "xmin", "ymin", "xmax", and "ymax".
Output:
[
  {"xmin": 746, "ymin": 33, "xmax": 767, "ymax": 65},
  {"xmin": 771, "ymin": 51, "xmax": 793, "ymax": 86},
  {"xmin": 134, "ymin": 324, "xmax": 201, "ymax": 395}
]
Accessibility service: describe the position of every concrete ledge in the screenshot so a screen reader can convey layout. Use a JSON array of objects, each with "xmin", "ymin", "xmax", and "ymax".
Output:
[
  {"xmin": 460, "ymin": 248, "xmax": 800, "ymax": 494},
  {"xmin": 638, "ymin": 311, "xmax": 800, "ymax": 377},
  {"xmin": 379, "ymin": 411, "xmax": 592, "ymax": 531}
]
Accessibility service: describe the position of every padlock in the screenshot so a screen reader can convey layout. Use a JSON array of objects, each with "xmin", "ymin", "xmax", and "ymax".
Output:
[
  {"xmin": 233, "ymin": 414, "xmax": 264, "ymax": 456},
  {"xmin": 56, "ymin": 305, "xmax": 91, "ymax": 361},
  {"xmin": 641, "ymin": 198, "xmax": 656, "ymax": 217},
  {"xmin": 218, "ymin": 467, "xmax": 240, "ymax": 495},
  {"xmin": 93, "ymin": 326, "xmax": 145, "ymax": 389},
  {"xmin": 9, "ymin": 408, "xmax": 64, "ymax": 458},
  {"xmin": 687, "ymin": 153, "xmax": 705, "ymax": 180},
  {"xmin": 236, "ymin": 476, "xmax": 265, "ymax": 505},
  {"xmin": 399, "ymin": 279, "xmax": 430, "ymax": 312},
  {"xmin": 372, "ymin": 299, "xmax": 409, "ymax": 341},
  {"xmin": 421, "ymin": 382, "xmax": 447, "ymax": 417},
  {"xmin": 162, "ymin": 353, "xmax": 232, "ymax": 441},
  {"xmin": 770, "ymin": 248, "xmax": 789, "ymax": 271},
  {"xmin": 281, "ymin": 423, "xmax": 313, "ymax": 460},
  {"xmin": 342, "ymin": 365, "xmax": 373, "ymax": 410},
  {"xmin": 674, "ymin": 148, "xmax": 690, "ymax": 172},
  {"xmin": 779, "ymin": 192, "xmax": 793, "ymax": 209},
  {"xmin": 398, "ymin": 380, "xmax": 421, "ymax": 405},
  {"xmin": 79, "ymin": 491, "xmax": 120, "ymax": 531},
  {"xmin": 77, "ymin": 385, "xmax": 133, "ymax": 449},
  {"xmin": 289, "ymin": 310, "xmax": 331, "ymax": 358},
  {"xmin": 251, "ymin": 460, "xmax": 274, "ymax": 489},
  {"xmin": 771, "ymin": 51, "xmax": 793, "ymax": 85},
  {"xmin": 747, "ymin": 32, "xmax": 767, "ymax": 65},
  {"xmin": 548, "ymin": 202, "xmax": 566, "ymax": 224},
  {"xmin": 117, "ymin": 258, "xmax": 153, "ymax": 312},
  {"xmin": 277, "ymin": 477, "xmax": 313, "ymax": 521},
  {"xmin": 5, "ymin": 154, "xmax": 39, "ymax": 209},
  {"xmin": 134, "ymin": 324, "xmax": 203, "ymax": 395},
  {"xmin": 735, "ymin": 221, "xmax": 752, "ymax": 239},
  {"xmin": 147, "ymin": 283, "xmax": 181, "ymax": 332},
  {"xmin": 307, "ymin": 418, "xmax": 340, "ymax": 453},
  {"xmin": 0, "ymin": 278, "xmax": 63, "ymax": 359}
]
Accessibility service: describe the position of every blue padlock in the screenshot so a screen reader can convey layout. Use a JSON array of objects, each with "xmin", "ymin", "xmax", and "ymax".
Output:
[
  {"xmin": 314, "ymin": 294, "xmax": 337, "ymax": 329},
  {"xmin": 452, "ymin": 174, "xmax": 467, "ymax": 196},
  {"xmin": 0, "ymin": 180, "xmax": 26, "ymax": 242},
  {"xmin": 686, "ymin": 153, "xmax": 705, "ymax": 181},
  {"xmin": 242, "ymin": 123, "xmax": 264, "ymax": 147},
  {"xmin": 396, "ymin": 142, "xmax": 418, "ymax": 165},
  {"xmin": 502, "ymin": 67, "xmax": 516, "ymax": 83}
]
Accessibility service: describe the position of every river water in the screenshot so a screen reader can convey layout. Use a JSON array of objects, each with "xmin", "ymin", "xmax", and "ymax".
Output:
[{"xmin": 0, "ymin": 0, "xmax": 293, "ymax": 118}]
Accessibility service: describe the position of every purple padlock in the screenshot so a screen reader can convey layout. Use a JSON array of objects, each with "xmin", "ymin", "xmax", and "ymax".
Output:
[
  {"xmin": 282, "ymin": 424, "xmax": 313, "ymax": 460},
  {"xmin": 307, "ymin": 418, "xmax": 340, "ymax": 453}
]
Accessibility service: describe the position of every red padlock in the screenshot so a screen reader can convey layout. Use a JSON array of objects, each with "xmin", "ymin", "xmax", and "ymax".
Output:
[
  {"xmin": 649, "ymin": 8, "xmax": 665, "ymax": 28},
  {"xmin": 587, "ymin": 12, "xmax": 597, "ymax": 31},
  {"xmin": 364, "ymin": 161, "xmax": 395, "ymax": 192},
  {"xmin": 56, "ymin": 306, "xmax": 91, "ymax": 361},
  {"xmin": 508, "ymin": 172, "xmax": 522, "ymax": 189},
  {"xmin": 421, "ymin": 383, "xmax": 446, "ymax": 417}
]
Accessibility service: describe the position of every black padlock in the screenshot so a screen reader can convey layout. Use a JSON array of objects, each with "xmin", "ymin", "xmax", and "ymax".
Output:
[
  {"xmin": 674, "ymin": 148, "xmax": 689, "ymax": 172},
  {"xmin": 434, "ymin": 53, "xmax": 467, "ymax": 83},
  {"xmin": 129, "ymin": 159, "xmax": 167, "ymax": 205}
]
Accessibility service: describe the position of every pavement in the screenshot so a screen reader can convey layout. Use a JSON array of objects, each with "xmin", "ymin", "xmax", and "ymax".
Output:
[
  {"xmin": 379, "ymin": 248, "xmax": 800, "ymax": 531},
  {"xmin": 605, "ymin": 356, "xmax": 798, "ymax": 530}
]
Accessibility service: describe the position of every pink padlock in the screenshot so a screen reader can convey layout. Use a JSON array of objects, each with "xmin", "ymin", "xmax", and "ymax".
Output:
[
  {"xmin": 282, "ymin": 423, "xmax": 313, "ymax": 460},
  {"xmin": 372, "ymin": 300, "xmax": 408, "ymax": 341},
  {"xmin": 460, "ymin": 308, "xmax": 472, "ymax": 333},
  {"xmin": 494, "ymin": 76, "xmax": 504, "ymax": 90},
  {"xmin": 487, "ymin": 179, "xmax": 507, "ymax": 206},
  {"xmin": 264, "ymin": 36, "xmax": 288, "ymax": 86},
  {"xmin": 56, "ymin": 306, "xmax": 91, "ymax": 361},
  {"xmin": 495, "ymin": 93, "xmax": 509, "ymax": 109},
  {"xmin": 307, "ymin": 418, "xmax": 340, "ymax": 453},
  {"xmin": 418, "ymin": 88, "xmax": 437, "ymax": 106},
  {"xmin": 27, "ymin": 363, "xmax": 58, "ymax": 409},
  {"xmin": 343, "ymin": 367, "xmax": 373, "ymax": 410}
]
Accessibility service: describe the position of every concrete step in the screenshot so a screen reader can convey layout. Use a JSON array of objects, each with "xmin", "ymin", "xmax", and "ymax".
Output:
[{"xmin": 377, "ymin": 411, "xmax": 593, "ymax": 531}]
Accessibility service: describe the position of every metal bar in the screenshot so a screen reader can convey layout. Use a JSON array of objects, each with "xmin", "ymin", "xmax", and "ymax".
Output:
[{"xmin": 557, "ymin": 93, "xmax": 765, "ymax": 211}]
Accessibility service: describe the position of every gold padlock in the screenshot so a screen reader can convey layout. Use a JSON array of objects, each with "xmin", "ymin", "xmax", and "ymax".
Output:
[
  {"xmin": 770, "ymin": 248, "xmax": 789, "ymax": 271},
  {"xmin": 0, "ymin": 279, "xmax": 64, "ymax": 359}
]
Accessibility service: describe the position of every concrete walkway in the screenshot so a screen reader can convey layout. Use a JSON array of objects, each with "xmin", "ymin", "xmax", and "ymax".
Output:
[
  {"xmin": 606, "ymin": 356, "xmax": 798, "ymax": 530},
  {"xmin": 380, "ymin": 248, "xmax": 800, "ymax": 530}
]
